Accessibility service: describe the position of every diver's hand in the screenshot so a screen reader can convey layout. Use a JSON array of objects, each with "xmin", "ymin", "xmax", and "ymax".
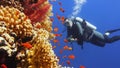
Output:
[{"xmin": 67, "ymin": 38, "xmax": 77, "ymax": 42}]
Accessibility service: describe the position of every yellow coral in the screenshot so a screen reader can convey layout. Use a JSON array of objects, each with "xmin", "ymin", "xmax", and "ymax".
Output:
[
  {"xmin": 28, "ymin": 29, "xmax": 60, "ymax": 68},
  {"xmin": 0, "ymin": 6, "xmax": 33, "ymax": 38},
  {"xmin": 26, "ymin": 0, "xmax": 60, "ymax": 67}
]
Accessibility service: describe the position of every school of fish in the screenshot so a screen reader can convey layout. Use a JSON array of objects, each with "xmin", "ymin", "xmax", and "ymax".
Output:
[{"xmin": 51, "ymin": 0, "xmax": 86, "ymax": 67}]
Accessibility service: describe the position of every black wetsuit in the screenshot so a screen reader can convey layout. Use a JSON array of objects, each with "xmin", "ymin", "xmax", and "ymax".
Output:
[{"xmin": 67, "ymin": 20, "xmax": 84, "ymax": 45}]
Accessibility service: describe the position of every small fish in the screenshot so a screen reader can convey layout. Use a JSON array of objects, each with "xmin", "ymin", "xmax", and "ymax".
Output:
[
  {"xmin": 56, "ymin": 14, "xmax": 61, "ymax": 20},
  {"xmin": 80, "ymin": 65, "xmax": 86, "ymax": 68},
  {"xmin": 63, "ymin": 45, "xmax": 69, "ymax": 50},
  {"xmin": 54, "ymin": 34, "xmax": 62, "ymax": 37},
  {"xmin": 60, "ymin": 7, "xmax": 65, "ymax": 13},
  {"xmin": 64, "ymin": 39, "xmax": 68, "ymax": 43},
  {"xmin": 52, "ymin": 45, "xmax": 56, "ymax": 49},
  {"xmin": 60, "ymin": 16, "xmax": 65, "ymax": 23},
  {"xmin": 53, "ymin": 27, "xmax": 58, "ymax": 32},
  {"xmin": 21, "ymin": 42, "xmax": 32, "ymax": 49},
  {"xmin": 50, "ymin": 18, "xmax": 54, "ymax": 22},
  {"xmin": 68, "ymin": 54, "xmax": 75, "ymax": 60},
  {"xmin": 58, "ymin": 2, "xmax": 62, "ymax": 6},
  {"xmin": 66, "ymin": 60, "xmax": 71, "ymax": 65},
  {"xmin": 53, "ymin": 39, "xmax": 59, "ymax": 43},
  {"xmin": 62, "ymin": 55, "xmax": 67, "ymax": 58},
  {"xmin": 59, "ymin": 49, "xmax": 63, "ymax": 54}
]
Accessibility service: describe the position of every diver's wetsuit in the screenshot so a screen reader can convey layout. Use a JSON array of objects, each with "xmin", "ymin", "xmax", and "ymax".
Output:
[
  {"xmin": 67, "ymin": 20, "xmax": 84, "ymax": 45},
  {"xmin": 88, "ymin": 28, "xmax": 120, "ymax": 47},
  {"xmin": 66, "ymin": 18, "xmax": 120, "ymax": 47}
]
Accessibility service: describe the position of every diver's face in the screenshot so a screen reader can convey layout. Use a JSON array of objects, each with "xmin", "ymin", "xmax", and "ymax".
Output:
[{"xmin": 64, "ymin": 19, "xmax": 73, "ymax": 27}]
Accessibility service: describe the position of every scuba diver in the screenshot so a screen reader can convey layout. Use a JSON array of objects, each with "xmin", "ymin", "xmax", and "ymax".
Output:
[{"xmin": 64, "ymin": 17, "xmax": 120, "ymax": 48}]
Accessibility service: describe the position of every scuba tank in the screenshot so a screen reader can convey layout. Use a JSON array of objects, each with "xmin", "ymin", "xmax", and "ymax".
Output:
[{"xmin": 75, "ymin": 17, "xmax": 97, "ymax": 30}]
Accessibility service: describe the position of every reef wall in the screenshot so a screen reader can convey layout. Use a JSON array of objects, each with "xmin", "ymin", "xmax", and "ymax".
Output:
[{"xmin": 0, "ymin": 0, "xmax": 60, "ymax": 68}]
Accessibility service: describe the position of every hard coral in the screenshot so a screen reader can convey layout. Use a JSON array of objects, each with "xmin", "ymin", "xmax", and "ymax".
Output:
[
  {"xmin": 28, "ymin": 29, "xmax": 60, "ymax": 68},
  {"xmin": 0, "ymin": 0, "xmax": 60, "ymax": 68},
  {"xmin": 0, "ymin": 6, "xmax": 33, "ymax": 38}
]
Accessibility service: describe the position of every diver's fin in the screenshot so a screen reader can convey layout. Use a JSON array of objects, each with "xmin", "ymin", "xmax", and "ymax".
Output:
[
  {"xmin": 80, "ymin": 45, "xmax": 84, "ymax": 49},
  {"xmin": 105, "ymin": 28, "xmax": 120, "ymax": 34}
]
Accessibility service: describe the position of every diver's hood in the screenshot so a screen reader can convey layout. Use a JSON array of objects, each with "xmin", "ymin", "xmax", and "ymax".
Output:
[
  {"xmin": 64, "ymin": 18, "xmax": 73, "ymax": 27},
  {"xmin": 75, "ymin": 17, "xmax": 97, "ymax": 30}
]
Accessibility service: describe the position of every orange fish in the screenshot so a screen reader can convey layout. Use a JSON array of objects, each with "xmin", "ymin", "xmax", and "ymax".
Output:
[
  {"xmin": 56, "ymin": 14, "xmax": 61, "ymax": 20},
  {"xmin": 63, "ymin": 45, "xmax": 72, "ymax": 50},
  {"xmin": 59, "ymin": 49, "xmax": 63, "ymax": 54},
  {"xmin": 58, "ymin": 2, "xmax": 62, "ymax": 6},
  {"xmin": 50, "ymin": 18, "xmax": 54, "ymax": 22},
  {"xmin": 60, "ymin": 7, "xmax": 65, "ymax": 13},
  {"xmin": 68, "ymin": 54, "xmax": 75, "ymax": 60},
  {"xmin": 53, "ymin": 39, "xmax": 59, "ymax": 43},
  {"xmin": 60, "ymin": 16, "xmax": 65, "ymax": 23},
  {"xmin": 54, "ymin": 34, "xmax": 62, "ymax": 37},
  {"xmin": 52, "ymin": 46, "xmax": 56, "ymax": 49},
  {"xmin": 63, "ymin": 45, "xmax": 69, "ymax": 50},
  {"xmin": 66, "ymin": 60, "xmax": 71, "ymax": 65},
  {"xmin": 21, "ymin": 42, "xmax": 32, "ymax": 49},
  {"xmin": 80, "ymin": 65, "xmax": 86, "ymax": 68},
  {"xmin": 64, "ymin": 39, "xmax": 68, "ymax": 43},
  {"xmin": 53, "ymin": 27, "xmax": 58, "ymax": 32}
]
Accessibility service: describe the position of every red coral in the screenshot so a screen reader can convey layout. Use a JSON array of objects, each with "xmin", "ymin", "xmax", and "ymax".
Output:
[
  {"xmin": 30, "ymin": 4, "xmax": 51, "ymax": 23},
  {"xmin": 23, "ymin": 0, "xmax": 51, "ymax": 24}
]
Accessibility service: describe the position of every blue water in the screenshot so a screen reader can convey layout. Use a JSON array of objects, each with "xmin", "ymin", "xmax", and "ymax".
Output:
[{"xmin": 51, "ymin": 0, "xmax": 120, "ymax": 68}]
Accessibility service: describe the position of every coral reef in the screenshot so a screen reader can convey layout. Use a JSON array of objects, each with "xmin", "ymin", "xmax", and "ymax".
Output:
[
  {"xmin": 0, "ymin": 0, "xmax": 60, "ymax": 68},
  {"xmin": 25, "ymin": 0, "xmax": 60, "ymax": 67},
  {"xmin": 0, "ymin": 0, "xmax": 24, "ymax": 11},
  {"xmin": 0, "ymin": 5, "xmax": 33, "ymax": 57}
]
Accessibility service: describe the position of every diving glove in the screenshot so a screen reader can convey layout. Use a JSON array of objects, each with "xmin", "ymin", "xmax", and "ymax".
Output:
[{"xmin": 67, "ymin": 37, "xmax": 77, "ymax": 42}]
